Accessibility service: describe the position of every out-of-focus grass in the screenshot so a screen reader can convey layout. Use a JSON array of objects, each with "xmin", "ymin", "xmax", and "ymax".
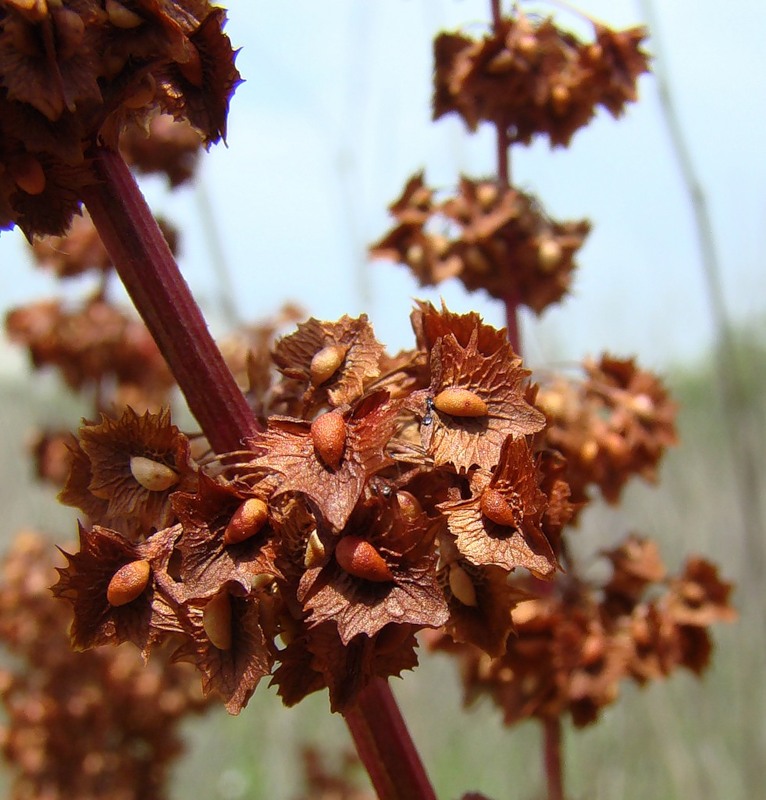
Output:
[{"xmin": 1, "ymin": 327, "xmax": 763, "ymax": 799}]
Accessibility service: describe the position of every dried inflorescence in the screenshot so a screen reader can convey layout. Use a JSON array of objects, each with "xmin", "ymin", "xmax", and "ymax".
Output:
[
  {"xmin": 54, "ymin": 303, "xmax": 577, "ymax": 713},
  {"xmin": 370, "ymin": 172, "xmax": 590, "ymax": 311},
  {"xmin": 0, "ymin": 0, "xmax": 241, "ymax": 236},
  {"xmin": 536, "ymin": 354, "xmax": 678, "ymax": 508},
  {"xmin": 433, "ymin": 12, "xmax": 650, "ymax": 146},
  {"xmin": 0, "ymin": 530, "xmax": 213, "ymax": 800},
  {"xmin": 431, "ymin": 534, "xmax": 735, "ymax": 729},
  {"xmin": 5, "ymin": 296, "xmax": 175, "ymax": 405}
]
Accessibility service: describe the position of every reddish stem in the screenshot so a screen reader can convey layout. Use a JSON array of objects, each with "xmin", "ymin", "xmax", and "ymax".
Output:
[
  {"xmin": 81, "ymin": 146, "xmax": 436, "ymax": 800},
  {"xmin": 81, "ymin": 146, "xmax": 262, "ymax": 454},
  {"xmin": 344, "ymin": 679, "xmax": 438, "ymax": 800},
  {"xmin": 543, "ymin": 717, "xmax": 565, "ymax": 800}
]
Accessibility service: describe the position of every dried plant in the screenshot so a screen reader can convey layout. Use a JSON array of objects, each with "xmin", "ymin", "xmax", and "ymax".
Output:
[{"xmin": 0, "ymin": 2, "xmax": 735, "ymax": 799}]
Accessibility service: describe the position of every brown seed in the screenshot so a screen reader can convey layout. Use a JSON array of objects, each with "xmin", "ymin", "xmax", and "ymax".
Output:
[
  {"xmin": 130, "ymin": 455, "xmax": 179, "ymax": 491},
  {"xmin": 335, "ymin": 536, "xmax": 393, "ymax": 583},
  {"xmin": 224, "ymin": 498, "xmax": 269, "ymax": 545},
  {"xmin": 10, "ymin": 154, "xmax": 46, "ymax": 196},
  {"xmin": 395, "ymin": 491, "xmax": 423, "ymax": 521},
  {"xmin": 203, "ymin": 592, "xmax": 232, "ymax": 650},
  {"xmin": 448, "ymin": 564, "xmax": 478, "ymax": 607},
  {"xmin": 177, "ymin": 44, "xmax": 203, "ymax": 87},
  {"xmin": 311, "ymin": 410, "xmax": 347, "ymax": 469},
  {"xmin": 433, "ymin": 388, "xmax": 488, "ymax": 418},
  {"xmin": 480, "ymin": 488, "xmax": 517, "ymax": 527},
  {"xmin": 310, "ymin": 344, "xmax": 347, "ymax": 386},
  {"xmin": 107, "ymin": 560, "xmax": 151, "ymax": 607}
]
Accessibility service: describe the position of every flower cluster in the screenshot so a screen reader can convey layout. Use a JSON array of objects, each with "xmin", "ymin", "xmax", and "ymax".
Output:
[
  {"xmin": 370, "ymin": 172, "xmax": 590, "ymax": 311},
  {"xmin": 536, "ymin": 354, "xmax": 678, "ymax": 508},
  {"xmin": 431, "ymin": 535, "xmax": 735, "ymax": 728},
  {"xmin": 0, "ymin": 530, "xmax": 213, "ymax": 800},
  {"xmin": 0, "ymin": 0, "xmax": 239, "ymax": 236},
  {"xmin": 54, "ymin": 303, "xmax": 576, "ymax": 713},
  {"xmin": 433, "ymin": 11, "xmax": 650, "ymax": 146}
]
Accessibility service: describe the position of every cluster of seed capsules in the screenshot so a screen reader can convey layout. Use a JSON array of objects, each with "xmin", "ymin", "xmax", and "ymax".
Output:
[
  {"xmin": 371, "ymin": 172, "xmax": 591, "ymax": 311},
  {"xmin": 50, "ymin": 302, "xmax": 694, "ymax": 715},
  {"xmin": 0, "ymin": 531, "xmax": 213, "ymax": 800},
  {"xmin": 0, "ymin": 0, "xmax": 239, "ymax": 237}
]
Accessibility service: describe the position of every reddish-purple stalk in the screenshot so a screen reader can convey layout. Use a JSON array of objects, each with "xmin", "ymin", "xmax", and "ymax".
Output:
[
  {"xmin": 80, "ymin": 146, "xmax": 437, "ymax": 800},
  {"xmin": 489, "ymin": 4, "xmax": 562, "ymax": 798},
  {"xmin": 543, "ymin": 717, "xmax": 565, "ymax": 800}
]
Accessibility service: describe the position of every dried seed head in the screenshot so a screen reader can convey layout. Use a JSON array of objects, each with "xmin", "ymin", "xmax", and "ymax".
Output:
[
  {"xmin": 106, "ymin": 559, "xmax": 151, "ymax": 606},
  {"xmin": 480, "ymin": 488, "xmax": 517, "ymax": 527},
  {"xmin": 203, "ymin": 592, "xmax": 232, "ymax": 650},
  {"xmin": 303, "ymin": 529, "xmax": 326, "ymax": 569},
  {"xmin": 335, "ymin": 536, "xmax": 393, "ymax": 583},
  {"xmin": 310, "ymin": 410, "xmax": 347, "ymax": 469},
  {"xmin": 224, "ymin": 498, "xmax": 269, "ymax": 545},
  {"xmin": 106, "ymin": 0, "xmax": 144, "ymax": 28},
  {"xmin": 310, "ymin": 344, "xmax": 347, "ymax": 386},
  {"xmin": 129, "ymin": 455, "xmax": 179, "ymax": 491},
  {"xmin": 448, "ymin": 564, "xmax": 478, "ymax": 607},
  {"xmin": 433, "ymin": 388, "xmax": 488, "ymax": 418},
  {"xmin": 395, "ymin": 490, "xmax": 423, "ymax": 521}
]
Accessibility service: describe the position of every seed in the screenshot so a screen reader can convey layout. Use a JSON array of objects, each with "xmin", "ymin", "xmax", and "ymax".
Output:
[
  {"xmin": 177, "ymin": 44, "xmax": 203, "ymax": 87},
  {"xmin": 10, "ymin": 155, "xmax": 46, "ymax": 196},
  {"xmin": 129, "ymin": 455, "xmax": 179, "ymax": 492},
  {"xmin": 395, "ymin": 491, "xmax": 423, "ymax": 521},
  {"xmin": 106, "ymin": 560, "xmax": 151, "ymax": 607},
  {"xmin": 537, "ymin": 237, "xmax": 563, "ymax": 272},
  {"xmin": 433, "ymin": 388, "xmax": 488, "ymax": 418},
  {"xmin": 310, "ymin": 344, "xmax": 347, "ymax": 386},
  {"xmin": 335, "ymin": 536, "xmax": 393, "ymax": 583},
  {"xmin": 250, "ymin": 573, "xmax": 274, "ymax": 591},
  {"xmin": 486, "ymin": 49, "xmax": 513, "ymax": 74},
  {"xmin": 123, "ymin": 74, "xmax": 156, "ymax": 109},
  {"xmin": 105, "ymin": 0, "xmax": 144, "ymax": 28},
  {"xmin": 224, "ymin": 498, "xmax": 268, "ymax": 545},
  {"xmin": 480, "ymin": 488, "xmax": 517, "ymax": 527},
  {"xmin": 310, "ymin": 411, "xmax": 347, "ymax": 469},
  {"xmin": 53, "ymin": 8, "xmax": 85, "ymax": 59},
  {"xmin": 448, "ymin": 564, "xmax": 478, "ymax": 607},
  {"xmin": 203, "ymin": 592, "xmax": 232, "ymax": 650},
  {"xmin": 303, "ymin": 529, "xmax": 326, "ymax": 569}
]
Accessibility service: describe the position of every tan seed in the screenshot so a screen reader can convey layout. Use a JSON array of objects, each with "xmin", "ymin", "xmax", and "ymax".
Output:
[
  {"xmin": 303, "ymin": 529, "xmax": 326, "ymax": 569},
  {"xmin": 433, "ymin": 388, "xmax": 488, "ymax": 418},
  {"xmin": 224, "ymin": 498, "xmax": 268, "ymax": 545},
  {"xmin": 310, "ymin": 344, "xmax": 347, "ymax": 386},
  {"xmin": 105, "ymin": 0, "xmax": 144, "ymax": 28},
  {"xmin": 480, "ymin": 488, "xmax": 517, "ymax": 527},
  {"xmin": 537, "ymin": 237, "xmax": 563, "ymax": 272},
  {"xmin": 310, "ymin": 411, "xmax": 347, "ymax": 469},
  {"xmin": 130, "ymin": 455, "xmax": 179, "ymax": 491},
  {"xmin": 335, "ymin": 536, "xmax": 393, "ymax": 583},
  {"xmin": 107, "ymin": 560, "xmax": 151, "ymax": 607},
  {"xmin": 448, "ymin": 564, "xmax": 478, "ymax": 607},
  {"xmin": 203, "ymin": 592, "xmax": 232, "ymax": 650}
]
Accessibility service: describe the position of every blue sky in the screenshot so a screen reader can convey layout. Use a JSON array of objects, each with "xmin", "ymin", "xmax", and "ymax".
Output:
[{"xmin": 1, "ymin": 0, "xmax": 765, "ymax": 373}]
